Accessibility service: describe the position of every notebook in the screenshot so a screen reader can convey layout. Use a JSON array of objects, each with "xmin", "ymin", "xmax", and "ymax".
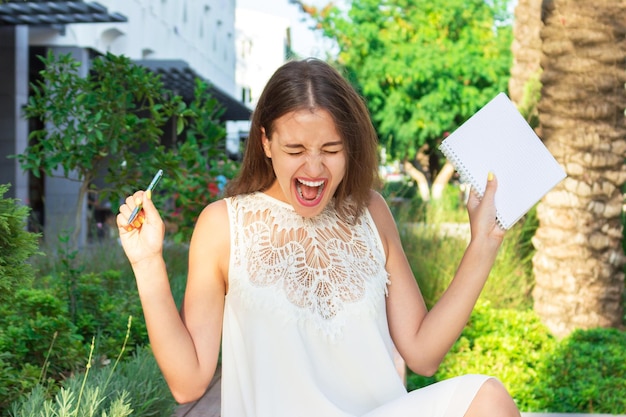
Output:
[{"xmin": 438, "ymin": 92, "xmax": 566, "ymax": 229}]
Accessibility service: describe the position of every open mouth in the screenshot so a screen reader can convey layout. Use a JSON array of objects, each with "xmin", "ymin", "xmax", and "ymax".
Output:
[{"xmin": 296, "ymin": 178, "xmax": 325, "ymax": 204}]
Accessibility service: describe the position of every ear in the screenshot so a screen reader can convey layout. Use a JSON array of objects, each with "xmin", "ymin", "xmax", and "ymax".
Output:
[{"xmin": 261, "ymin": 127, "xmax": 272, "ymax": 158}]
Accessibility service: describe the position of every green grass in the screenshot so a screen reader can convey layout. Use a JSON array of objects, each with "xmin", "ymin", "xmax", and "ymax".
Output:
[
  {"xmin": 393, "ymin": 190, "xmax": 536, "ymax": 310},
  {"xmin": 29, "ymin": 237, "xmax": 189, "ymax": 307}
]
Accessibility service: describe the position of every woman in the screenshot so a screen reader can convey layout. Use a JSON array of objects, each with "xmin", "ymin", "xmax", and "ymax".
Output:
[{"xmin": 118, "ymin": 58, "xmax": 520, "ymax": 417}]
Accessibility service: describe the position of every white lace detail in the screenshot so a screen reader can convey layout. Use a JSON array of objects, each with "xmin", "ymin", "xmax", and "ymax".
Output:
[{"xmin": 226, "ymin": 192, "xmax": 389, "ymax": 336}]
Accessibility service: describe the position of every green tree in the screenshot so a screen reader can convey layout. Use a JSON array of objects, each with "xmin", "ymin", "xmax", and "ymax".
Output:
[
  {"xmin": 531, "ymin": 0, "xmax": 626, "ymax": 337},
  {"xmin": 15, "ymin": 51, "xmax": 187, "ymax": 246},
  {"xmin": 304, "ymin": 0, "xmax": 513, "ymax": 199},
  {"xmin": 161, "ymin": 78, "xmax": 240, "ymax": 243}
]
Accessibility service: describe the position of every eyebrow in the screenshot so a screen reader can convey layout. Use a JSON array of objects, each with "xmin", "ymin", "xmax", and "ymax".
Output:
[{"xmin": 283, "ymin": 141, "xmax": 344, "ymax": 149}]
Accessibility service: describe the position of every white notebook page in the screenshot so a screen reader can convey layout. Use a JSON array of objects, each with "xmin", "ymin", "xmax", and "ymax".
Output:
[{"xmin": 439, "ymin": 92, "xmax": 566, "ymax": 229}]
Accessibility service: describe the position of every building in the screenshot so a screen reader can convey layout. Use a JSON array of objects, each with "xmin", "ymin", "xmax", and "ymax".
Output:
[
  {"xmin": 229, "ymin": 6, "xmax": 292, "ymax": 155},
  {"xmin": 0, "ymin": 0, "xmax": 252, "ymax": 245}
]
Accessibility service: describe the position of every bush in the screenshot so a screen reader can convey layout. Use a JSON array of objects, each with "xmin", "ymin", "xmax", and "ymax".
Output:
[
  {"xmin": 0, "ymin": 183, "xmax": 40, "ymax": 304},
  {"xmin": 407, "ymin": 302, "xmax": 556, "ymax": 410},
  {"xmin": 9, "ymin": 345, "xmax": 175, "ymax": 417},
  {"xmin": 0, "ymin": 238, "xmax": 190, "ymax": 412},
  {"xmin": 0, "ymin": 184, "xmax": 52, "ymax": 408},
  {"xmin": 39, "ymin": 269, "xmax": 148, "ymax": 359},
  {"xmin": 0, "ymin": 288, "xmax": 85, "ymax": 377},
  {"xmin": 0, "ymin": 237, "xmax": 147, "ymax": 409},
  {"xmin": 439, "ymin": 303, "xmax": 556, "ymax": 410},
  {"xmin": 532, "ymin": 328, "xmax": 626, "ymax": 413},
  {"xmin": 28, "ymin": 237, "xmax": 148, "ymax": 362},
  {"xmin": 407, "ymin": 304, "xmax": 626, "ymax": 414}
]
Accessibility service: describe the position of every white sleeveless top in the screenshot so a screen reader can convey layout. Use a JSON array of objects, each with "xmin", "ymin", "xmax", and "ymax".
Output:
[
  {"xmin": 222, "ymin": 192, "xmax": 406, "ymax": 416},
  {"xmin": 221, "ymin": 192, "xmax": 490, "ymax": 417}
]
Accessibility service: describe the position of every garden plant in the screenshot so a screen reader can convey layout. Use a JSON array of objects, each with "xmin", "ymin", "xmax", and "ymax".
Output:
[{"xmin": 2, "ymin": 182, "xmax": 626, "ymax": 415}]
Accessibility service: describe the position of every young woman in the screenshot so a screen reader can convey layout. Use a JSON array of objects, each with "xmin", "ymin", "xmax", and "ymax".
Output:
[{"xmin": 118, "ymin": 58, "xmax": 520, "ymax": 417}]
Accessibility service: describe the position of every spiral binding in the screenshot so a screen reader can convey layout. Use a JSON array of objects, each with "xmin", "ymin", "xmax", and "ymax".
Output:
[{"xmin": 439, "ymin": 142, "xmax": 508, "ymax": 229}]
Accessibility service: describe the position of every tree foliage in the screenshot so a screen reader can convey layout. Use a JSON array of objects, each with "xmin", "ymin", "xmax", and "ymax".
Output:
[
  {"xmin": 0, "ymin": 183, "xmax": 40, "ymax": 305},
  {"xmin": 17, "ymin": 52, "xmax": 186, "ymax": 245},
  {"xmin": 306, "ymin": 0, "xmax": 513, "ymax": 160},
  {"xmin": 161, "ymin": 78, "xmax": 239, "ymax": 243},
  {"xmin": 15, "ymin": 52, "xmax": 234, "ymax": 246}
]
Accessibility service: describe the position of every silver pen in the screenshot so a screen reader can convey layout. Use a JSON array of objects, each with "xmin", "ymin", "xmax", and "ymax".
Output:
[{"xmin": 127, "ymin": 169, "xmax": 163, "ymax": 225}]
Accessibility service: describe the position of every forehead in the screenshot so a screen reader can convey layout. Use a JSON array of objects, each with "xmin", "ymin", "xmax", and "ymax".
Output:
[{"xmin": 272, "ymin": 108, "xmax": 343, "ymax": 143}]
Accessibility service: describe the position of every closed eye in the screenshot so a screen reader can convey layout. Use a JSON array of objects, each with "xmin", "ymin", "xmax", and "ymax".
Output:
[{"xmin": 322, "ymin": 146, "xmax": 344, "ymax": 154}]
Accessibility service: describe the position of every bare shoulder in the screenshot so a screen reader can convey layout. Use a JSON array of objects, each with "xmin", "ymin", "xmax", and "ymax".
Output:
[
  {"xmin": 191, "ymin": 199, "xmax": 230, "ymax": 246},
  {"xmin": 195, "ymin": 198, "xmax": 230, "ymax": 229},
  {"xmin": 189, "ymin": 199, "xmax": 230, "ymax": 286},
  {"xmin": 366, "ymin": 190, "xmax": 399, "ymax": 253},
  {"xmin": 366, "ymin": 190, "xmax": 395, "ymax": 228}
]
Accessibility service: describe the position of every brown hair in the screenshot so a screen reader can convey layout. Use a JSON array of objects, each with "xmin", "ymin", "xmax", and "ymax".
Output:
[{"xmin": 225, "ymin": 58, "xmax": 380, "ymax": 216}]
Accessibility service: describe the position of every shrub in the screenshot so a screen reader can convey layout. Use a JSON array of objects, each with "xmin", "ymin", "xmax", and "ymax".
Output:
[
  {"xmin": 29, "ymin": 237, "xmax": 148, "ymax": 361},
  {"xmin": 0, "ymin": 184, "xmax": 51, "ymax": 408},
  {"xmin": 9, "ymin": 385, "xmax": 133, "ymax": 417},
  {"xmin": 438, "ymin": 303, "xmax": 556, "ymax": 410},
  {"xmin": 0, "ymin": 183, "xmax": 40, "ymax": 304},
  {"xmin": 407, "ymin": 304, "xmax": 626, "ymax": 414},
  {"xmin": 0, "ymin": 239, "xmax": 148, "ymax": 409},
  {"xmin": 0, "ymin": 238, "xmax": 190, "ymax": 411},
  {"xmin": 0, "ymin": 288, "xmax": 85, "ymax": 375},
  {"xmin": 532, "ymin": 327, "xmax": 626, "ymax": 413},
  {"xmin": 9, "ymin": 345, "xmax": 174, "ymax": 417},
  {"xmin": 40, "ymin": 269, "xmax": 148, "ymax": 359},
  {"xmin": 407, "ymin": 302, "xmax": 556, "ymax": 411}
]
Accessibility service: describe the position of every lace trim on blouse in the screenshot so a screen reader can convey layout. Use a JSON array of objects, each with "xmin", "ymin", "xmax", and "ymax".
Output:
[{"xmin": 226, "ymin": 192, "xmax": 390, "ymax": 338}]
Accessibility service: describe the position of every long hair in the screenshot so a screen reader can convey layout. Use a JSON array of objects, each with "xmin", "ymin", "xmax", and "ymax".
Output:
[{"xmin": 225, "ymin": 58, "xmax": 380, "ymax": 216}]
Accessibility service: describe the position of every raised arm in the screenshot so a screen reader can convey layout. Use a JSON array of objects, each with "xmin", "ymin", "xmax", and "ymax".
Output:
[
  {"xmin": 117, "ymin": 192, "xmax": 228, "ymax": 403},
  {"xmin": 370, "ymin": 175, "xmax": 505, "ymax": 376}
]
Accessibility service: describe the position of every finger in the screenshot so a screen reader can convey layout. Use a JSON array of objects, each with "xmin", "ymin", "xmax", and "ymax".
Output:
[
  {"xmin": 120, "ymin": 191, "xmax": 146, "ymax": 227},
  {"xmin": 466, "ymin": 186, "xmax": 481, "ymax": 211},
  {"xmin": 119, "ymin": 199, "xmax": 134, "ymax": 215},
  {"xmin": 125, "ymin": 193, "xmax": 138, "ymax": 207},
  {"xmin": 482, "ymin": 171, "xmax": 498, "ymax": 202},
  {"xmin": 117, "ymin": 212, "xmax": 135, "ymax": 232}
]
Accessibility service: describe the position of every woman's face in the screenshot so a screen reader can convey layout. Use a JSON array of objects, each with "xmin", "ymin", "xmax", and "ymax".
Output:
[{"xmin": 262, "ymin": 108, "xmax": 347, "ymax": 218}]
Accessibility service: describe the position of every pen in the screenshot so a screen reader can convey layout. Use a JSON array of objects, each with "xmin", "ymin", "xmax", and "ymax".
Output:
[{"xmin": 127, "ymin": 169, "xmax": 163, "ymax": 225}]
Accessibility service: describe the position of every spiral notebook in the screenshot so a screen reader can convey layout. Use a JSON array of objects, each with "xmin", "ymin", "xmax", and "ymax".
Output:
[{"xmin": 439, "ymin": 92, "xmax": 566, "ymax": 229}]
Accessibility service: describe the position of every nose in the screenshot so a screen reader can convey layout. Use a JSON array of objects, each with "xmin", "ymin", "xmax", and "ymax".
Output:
[{"xmin": 304, "ymin": 152, "xmax": 324, "ymax": 177}]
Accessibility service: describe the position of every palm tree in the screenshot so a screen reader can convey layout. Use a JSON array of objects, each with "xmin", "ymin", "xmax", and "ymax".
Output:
[
  {"xmin": 509, "ymin": 0, "xmax": 543, "ymax": 118},
  {"xmin": 531, "ymin": 0, "xmax": 626, "ymax": 337}
]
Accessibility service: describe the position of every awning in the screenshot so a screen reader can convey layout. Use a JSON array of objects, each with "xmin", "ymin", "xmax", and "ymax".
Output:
[
  {"xmin": 0, "ymin": 1, "xmax": 127, "ymax": 26},
  {"xmin": 135, "ymin": 59, "xmax": 252, "ymax": 122}
]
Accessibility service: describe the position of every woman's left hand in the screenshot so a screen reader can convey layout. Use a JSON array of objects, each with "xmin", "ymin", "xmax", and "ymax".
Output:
[{"xmin": 466, "ymin": 172, "xmax": 506, "ymax": 244}]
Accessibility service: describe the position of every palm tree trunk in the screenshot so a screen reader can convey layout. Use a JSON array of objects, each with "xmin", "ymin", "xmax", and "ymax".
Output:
[
  {"xmin": 509, "ymin": 0, "xmax": 543, "ymax": 107},
  {"xmin": 532, "ymin": 0, "xmax": 626, "ymax": 337}
]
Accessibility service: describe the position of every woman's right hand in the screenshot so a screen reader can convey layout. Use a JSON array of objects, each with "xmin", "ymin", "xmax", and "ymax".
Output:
[{"xmin": 117, "ymin": 190, "xmax": 165, "ymax": 266}]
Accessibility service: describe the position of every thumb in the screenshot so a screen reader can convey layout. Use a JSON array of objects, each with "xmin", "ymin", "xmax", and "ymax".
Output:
[
  {"xmin": 482, "ymin": 171, "xmax": 498, "ymax": 203},
  {"xmin": 141, "ymin": 190, "xmax": 160, "ymax": 219}
]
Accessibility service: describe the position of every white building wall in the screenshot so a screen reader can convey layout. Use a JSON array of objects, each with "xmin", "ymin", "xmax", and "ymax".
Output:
[
  {"xmin": 28, "ymin": 0, "xmax": 238, "ymax": 96},
  {"xmin": 235, "ymin": 8, "xmax": 289, "ymax": 108},
  {"xmin": 227, "ymin": 8, "xmax": 291, "ymax": 156}
]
